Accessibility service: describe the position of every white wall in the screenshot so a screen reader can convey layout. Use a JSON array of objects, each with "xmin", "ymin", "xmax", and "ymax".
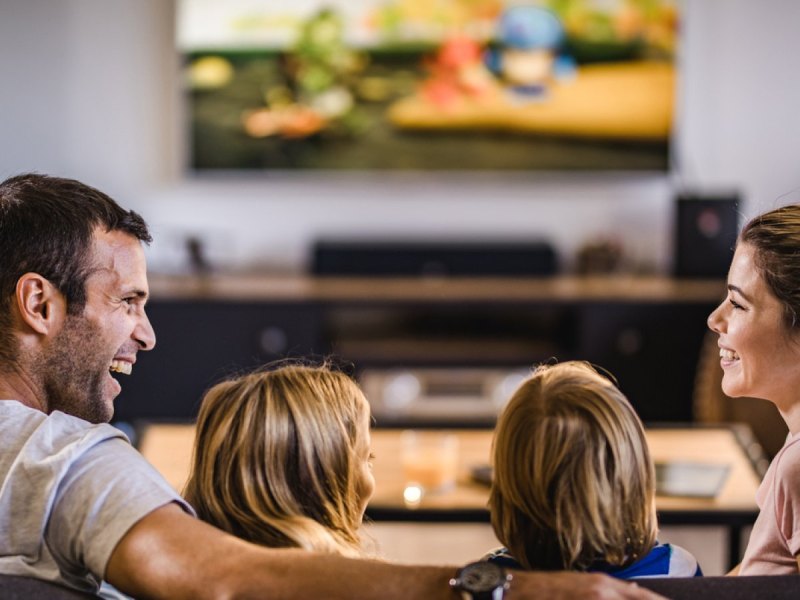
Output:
[
  {"xmin": 676, "ymin": 0, "xmax": 800, "ymax": 215},
  {"xmin": 2, "ymin": 0, "xmax": 799, "ymax": 273}
]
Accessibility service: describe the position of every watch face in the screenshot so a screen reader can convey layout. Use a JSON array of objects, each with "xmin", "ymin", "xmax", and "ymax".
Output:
[{"xmin": 460, "ymin": 562, "xmax": 505, "ymax": 593}]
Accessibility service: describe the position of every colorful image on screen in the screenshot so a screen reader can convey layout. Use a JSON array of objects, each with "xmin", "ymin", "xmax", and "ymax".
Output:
[{"xmin": 179, "ymin": 0, "xmax": 678, "ymax": 171}]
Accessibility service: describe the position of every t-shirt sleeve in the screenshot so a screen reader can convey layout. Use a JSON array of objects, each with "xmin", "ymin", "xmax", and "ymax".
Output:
[
  {"xmin": 45, "ymin": 435, "xmax": 193, "ymax": 582},
  {"xmin": 774, "ymin": 441, "xmax": 800, "ymax": 556}
]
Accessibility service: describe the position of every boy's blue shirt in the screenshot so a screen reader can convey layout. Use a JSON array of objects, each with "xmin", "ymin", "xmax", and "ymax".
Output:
[{"xmin": 485, "ymin": 542, "xmax": 703, "ymax": 579}]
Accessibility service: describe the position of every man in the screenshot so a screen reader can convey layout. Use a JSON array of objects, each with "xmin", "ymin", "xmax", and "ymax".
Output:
[{"xmin": 0, "ymin": 173, "xmax": 659, "ymax": 599}]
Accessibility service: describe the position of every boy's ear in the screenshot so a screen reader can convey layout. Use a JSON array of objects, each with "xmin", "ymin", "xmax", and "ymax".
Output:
[{"xmin": 15, "ymin": 273, "xmax": 67, "ymax": 335}]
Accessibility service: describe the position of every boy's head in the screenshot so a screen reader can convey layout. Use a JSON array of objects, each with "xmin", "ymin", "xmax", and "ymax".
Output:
[
  {"xmin": 489, "ymin": 361, "xmax": 656, "ymax": 571},
  {"xmin": 184, "ymin": 362, "xmax": 374, "ymax": 557}
]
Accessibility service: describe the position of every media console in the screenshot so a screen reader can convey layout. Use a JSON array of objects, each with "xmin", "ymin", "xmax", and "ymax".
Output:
[{"xmin": 114, "ymin": 275, "xmax": 724, "ymax": 425}]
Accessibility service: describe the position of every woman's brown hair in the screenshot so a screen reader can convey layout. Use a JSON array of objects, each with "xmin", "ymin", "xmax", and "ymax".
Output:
[{"xmin": 740, "ymin": 204, "xmax": 800, "ymax": 330}]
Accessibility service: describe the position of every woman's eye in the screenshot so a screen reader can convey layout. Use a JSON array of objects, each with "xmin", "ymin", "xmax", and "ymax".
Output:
[{"xmin": 729, "ymin": 298, "xmax": 744, "ymax": 310}]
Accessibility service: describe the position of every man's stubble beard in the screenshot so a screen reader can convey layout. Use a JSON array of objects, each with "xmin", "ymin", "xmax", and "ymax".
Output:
[{"xmin": 38, "ymin": 314, "xmax": 113, "ymax": 424}]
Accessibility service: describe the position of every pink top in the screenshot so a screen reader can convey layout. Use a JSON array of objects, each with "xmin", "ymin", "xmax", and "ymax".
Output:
[{"xmin": 740, "ymin": 432, "xmax": 800, "ymax": 574}]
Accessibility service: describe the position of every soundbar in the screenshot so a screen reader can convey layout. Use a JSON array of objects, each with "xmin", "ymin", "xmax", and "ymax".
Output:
[{"xmin": 312, "ymin": 240, "xmax": 557, "ymax": 277}]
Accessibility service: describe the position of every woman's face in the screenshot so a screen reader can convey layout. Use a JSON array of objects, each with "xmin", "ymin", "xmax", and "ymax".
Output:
[
  {"xmin": 707, "ymin": 242, "xmax": 800, "ymax": 409},
  {"xmin": 354, "ymin": 399, "xmax": 375, "ymax": 520}
]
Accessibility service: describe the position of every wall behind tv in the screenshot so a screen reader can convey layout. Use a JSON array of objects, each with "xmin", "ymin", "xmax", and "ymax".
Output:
[{"xmin": 1, "ymin": 0, "xmax": 799, "ymax": 273}]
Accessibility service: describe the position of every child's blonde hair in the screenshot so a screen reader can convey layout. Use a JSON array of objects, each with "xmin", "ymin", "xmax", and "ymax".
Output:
[
  {"xmin": 489, "ymin": 361, "xmax": 656, "ymax": 571},
  {"xmin": 183, "ymin": 363, "xmax": 370, "ymax": 557}
]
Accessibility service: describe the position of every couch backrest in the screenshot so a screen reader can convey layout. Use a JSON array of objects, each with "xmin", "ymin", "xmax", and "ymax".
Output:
[
  {"xmin": 640, "ymin": 575, "xmax": 799, "ymax": 599},
  {"xmin": 0, "ymin": 575, "xmax": 99, "ymax": 599},
  {"xmin": 1, "ymin": 572, "xmax": 797, "ymax": 599}
]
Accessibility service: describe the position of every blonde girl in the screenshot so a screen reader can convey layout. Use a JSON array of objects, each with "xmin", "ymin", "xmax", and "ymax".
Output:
[
  {"xmin": 183, "ymin": 363, "xmax": 375, "ymax": 557},
  {"xmin": 487, "ymin": 361, "xmax": 700, "ymax": 578}
]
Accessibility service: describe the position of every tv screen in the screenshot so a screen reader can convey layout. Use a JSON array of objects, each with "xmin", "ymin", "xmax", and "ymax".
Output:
[{"xmin": 178, "ymin": 0, "xmax": 677, "ymax": 171}]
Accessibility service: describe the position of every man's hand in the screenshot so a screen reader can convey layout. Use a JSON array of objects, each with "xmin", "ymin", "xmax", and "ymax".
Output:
[{"xmin": 514, "ymin": 571, "xmax": 667, "ymax": 599}]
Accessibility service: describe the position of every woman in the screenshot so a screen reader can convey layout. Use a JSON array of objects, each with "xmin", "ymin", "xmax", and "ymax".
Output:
[{"xmin": 707, "ymin": 204, "xmax": 800, "ymax": 574}]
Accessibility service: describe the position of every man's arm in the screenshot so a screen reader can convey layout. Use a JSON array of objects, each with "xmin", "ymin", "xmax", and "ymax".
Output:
[{"xmin": 106, "ymin": 504, "xmax": 662, "ymax": 600}]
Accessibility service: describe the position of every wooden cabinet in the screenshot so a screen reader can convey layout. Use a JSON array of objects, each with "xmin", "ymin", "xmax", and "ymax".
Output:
[
  {"xmin": 576, "ymin": 303, "xmax": 717, "ymax": 422},
  {"xmin": 115, "ymin": 302, "xmax": 324, "ymax": 421},
  {"xmin": 115, "ymin": 275, "xmax": 723, "ymax": 424}
]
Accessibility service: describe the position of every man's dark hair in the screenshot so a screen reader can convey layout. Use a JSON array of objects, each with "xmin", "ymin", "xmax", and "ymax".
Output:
[{"xmin": 0, "ymin": 173, "xmax": 151, "ymax": 362}]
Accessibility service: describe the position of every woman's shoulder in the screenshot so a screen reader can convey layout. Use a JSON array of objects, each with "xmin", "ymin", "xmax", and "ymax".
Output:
[{"xmin": 772, "ymin": 434, "xmax": 800, "ymax": 475}]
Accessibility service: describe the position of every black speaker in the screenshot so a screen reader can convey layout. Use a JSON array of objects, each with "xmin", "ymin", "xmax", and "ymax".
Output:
[
  {"xmin": 673, "ymin": 194, "xmax": 739, "ymax": 278},
  {"xmin": 312, "ymin": 240, "xmax": 557, "ymax": 277}
]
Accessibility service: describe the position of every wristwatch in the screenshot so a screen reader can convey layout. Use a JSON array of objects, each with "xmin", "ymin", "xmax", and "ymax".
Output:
[{"xmin": 449, "ymin": 561, "xmax": 513, "ymax": 600}]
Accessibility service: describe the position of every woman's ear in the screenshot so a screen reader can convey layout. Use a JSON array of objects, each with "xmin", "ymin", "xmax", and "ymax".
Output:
[{"xmin": 15, "ymin": 273, "xmax": 66, "ymax": 335}]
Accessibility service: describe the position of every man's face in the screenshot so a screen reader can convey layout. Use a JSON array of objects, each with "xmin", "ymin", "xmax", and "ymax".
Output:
[{"xmin": 38, "ymin": 228, "xmax": 156, "ymax": 423}]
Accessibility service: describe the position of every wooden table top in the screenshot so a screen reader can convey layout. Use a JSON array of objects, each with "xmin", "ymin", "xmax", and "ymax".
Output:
[
  {"xmin": 146, "ymin": 274, "xmax": 725, "ymax": 304},
  {"xmin": 138, "ymin": 425, "xmax": 760, "ymax": 516}
]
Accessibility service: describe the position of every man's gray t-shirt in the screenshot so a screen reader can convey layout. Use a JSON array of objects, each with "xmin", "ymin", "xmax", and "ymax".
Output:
[{"xmin": 0, "ymin": 400, "xmax": 193, "ymax": 595}]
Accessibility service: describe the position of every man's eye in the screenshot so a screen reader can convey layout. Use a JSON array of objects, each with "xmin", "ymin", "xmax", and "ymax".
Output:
[{"xmin": 122, "ymin": 297, "xmax": 142, "ymax": 310}]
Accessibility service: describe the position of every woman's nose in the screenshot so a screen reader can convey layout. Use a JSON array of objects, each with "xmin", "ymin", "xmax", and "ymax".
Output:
[{"xmin": 707, "ymin": 303, "xmax": 724, "ymax": 333}]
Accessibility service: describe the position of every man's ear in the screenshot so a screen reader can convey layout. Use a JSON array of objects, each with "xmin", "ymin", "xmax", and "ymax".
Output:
[{"xmin": 15, "ymin": 273, "xmax": 67, "ymax": 335}]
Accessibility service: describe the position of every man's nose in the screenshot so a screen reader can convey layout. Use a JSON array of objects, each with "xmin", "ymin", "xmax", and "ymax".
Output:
[{"xmin": 135, "ymin": 311, "xmax": 156, "ymax": 351}]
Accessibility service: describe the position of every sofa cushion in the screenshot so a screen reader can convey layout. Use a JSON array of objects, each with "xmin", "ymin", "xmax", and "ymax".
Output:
[
  {"xmin": 0, "ymin": 575, "xmax": 99, "ymax": 599},
  {"xmin": 640, "ymin": 575, "xmax": 798, "ymax": 599}
]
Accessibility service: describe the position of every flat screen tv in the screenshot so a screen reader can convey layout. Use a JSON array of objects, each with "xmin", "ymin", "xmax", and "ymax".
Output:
[{"xmin": 178, "ymin": 0, "xmax": 678, "ymax": 172}]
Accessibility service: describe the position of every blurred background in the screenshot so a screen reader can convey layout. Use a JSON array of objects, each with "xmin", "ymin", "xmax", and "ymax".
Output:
[
  {"xmin": 0, "ymin": 0, "xmax": 798, "ymax": 275},
  {"xmin": 2, "ymin": 0, "xmax": 800, "ymax": 576}
]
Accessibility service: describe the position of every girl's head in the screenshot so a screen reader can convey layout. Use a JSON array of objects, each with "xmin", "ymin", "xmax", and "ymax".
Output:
[
  {"xmin": 489, "ymin": 361, "xmax": 656, "ymax": 571},
  {"xmin": 183, "ymin": 363, "xmax": 374, "ymax": 557}
]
